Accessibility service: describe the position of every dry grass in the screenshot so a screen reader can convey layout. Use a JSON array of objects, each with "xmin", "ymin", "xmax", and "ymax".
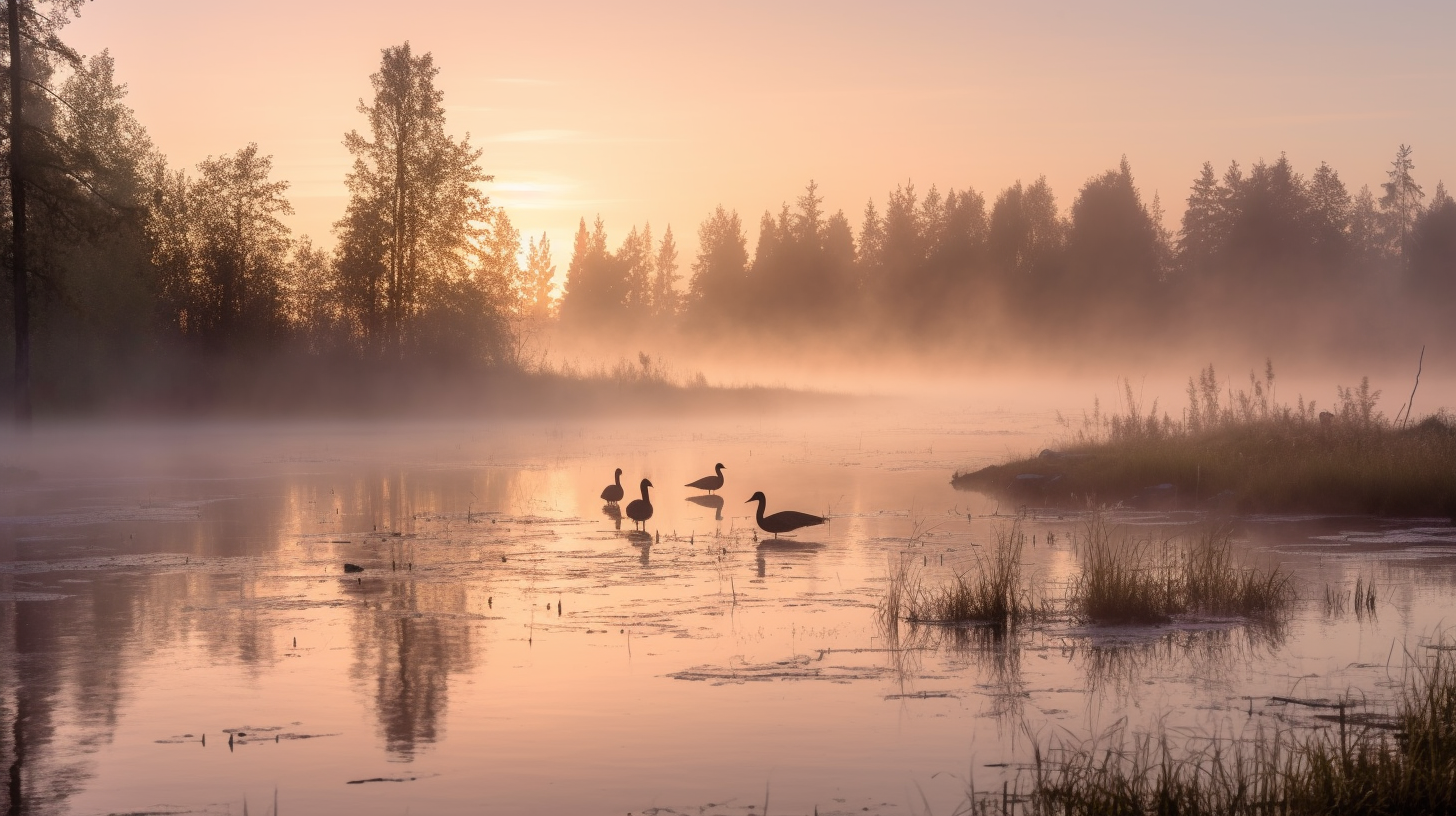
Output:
[
  {"xmin": 966, "ymin": 643, "xmax": 1456, "ymax": 816},
  {"xmin": 880, "ymin": 524, "xmax": 1039, "ymax": 632},
  {"xmin": 953, "ymin": 363, "xmax": 1456, "ymax": 517},
  {"xmin": 1068, "ymin": 517, "xmax": 1294, "ymax": 625}
]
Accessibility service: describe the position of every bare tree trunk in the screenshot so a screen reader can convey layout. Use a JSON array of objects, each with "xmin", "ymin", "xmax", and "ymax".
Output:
[{"xmin": 7, "ymin": 0, "xmax": 31, "ymax": 429}]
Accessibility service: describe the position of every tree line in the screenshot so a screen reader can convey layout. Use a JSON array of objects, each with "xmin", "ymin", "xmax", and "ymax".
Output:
[
  {"xmin": 4, "ymin": 0, "xmax": 1455, "ymax": 419},
  {"xmin": 3, "ymin": 2, "xmax": 552, "ymax": 420},
  {"xmin": 560, "ymin": 152, "xmax": 1455, "ymax": 341}
]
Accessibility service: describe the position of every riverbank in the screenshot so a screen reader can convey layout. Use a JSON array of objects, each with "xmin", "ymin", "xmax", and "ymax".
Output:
[{"xmin": 953, "ymin": 367, "xmax": 1456, "ymax": 518}]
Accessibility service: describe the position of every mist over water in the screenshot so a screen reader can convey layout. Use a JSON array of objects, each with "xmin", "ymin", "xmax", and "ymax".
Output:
[
  {"xmin": 2, "ymin": 1, "xmax": 1455, "ymax": 813},
  {"xmin": 0, "ymin": 398, "xmax": 1451, "ymax": 814}
]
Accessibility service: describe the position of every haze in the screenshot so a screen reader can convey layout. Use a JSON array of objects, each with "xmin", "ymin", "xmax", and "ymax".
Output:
[{"xmin": 66, "ymin": 0, "xmax": 1456, "ymax": 272}]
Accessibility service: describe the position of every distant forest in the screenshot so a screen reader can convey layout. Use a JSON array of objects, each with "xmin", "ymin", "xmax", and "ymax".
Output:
[{"xmin": 3, "ymin": 3, "xmax": 1455, "ymax": 416}]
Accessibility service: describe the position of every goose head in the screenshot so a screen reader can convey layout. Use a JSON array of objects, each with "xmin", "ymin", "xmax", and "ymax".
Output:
[
  {"xmin": 715, "ymin": 463, "xmax": 726, "ymax": 473},
  {"xmin": 640, "ymin": 478, "xmax": 653, "ymax": 492},
  {"xmin": 614, "ymin": 468, "xmax": 623, "ymax": 479},
  {"xmin": 746, "ymin": 491, "xmax": 766, "ymax": 504}
]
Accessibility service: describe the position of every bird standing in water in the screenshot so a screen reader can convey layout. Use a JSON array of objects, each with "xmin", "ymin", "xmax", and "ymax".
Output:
[
  {"xmin": 626, "ymin": 479, "xmax": 654, "ymax": 531},
  {"xmin": 685, "ymin": 463, "xmax": 726, "ymax": 494},
  {"xmin": 745, "ymin": 491, "xmax": 825, "ymax": 538},
  {"xmin": 601, "ymin": 468, "xmax": 625, "ymax": 504}
]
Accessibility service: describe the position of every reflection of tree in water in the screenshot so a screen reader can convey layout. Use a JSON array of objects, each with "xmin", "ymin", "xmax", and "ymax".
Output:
[
  {"xmin": 1, "ymin": 589, "xmax": 128, "ymax": 814},
  {"xmin": 350, "ymin": 579, "xmax": 475, "ymax": 759},
  {"xmin": 1, "ymin": 558, "xmax": 283, "ymax": 813}
]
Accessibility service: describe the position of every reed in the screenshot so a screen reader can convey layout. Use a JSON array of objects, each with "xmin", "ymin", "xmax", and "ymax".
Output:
[
  {"xmin": 880, "ymin": 524, "xmax": 1038, "ymax": 629},
  {"xmin": 1068, "ymin": 518, "xmax": 1293, "ymax": 624},
  {"xmin": 953, "ymin": 363, "xmax": 1456, "ymax": 518},
  {"xmin": 970, "ymin": 643, "xmax": 1456, "ymax": 815}
]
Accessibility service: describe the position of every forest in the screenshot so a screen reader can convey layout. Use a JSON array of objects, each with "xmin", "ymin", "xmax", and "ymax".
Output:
[{"xmin": 3, "ymin": 6, "xmax": 1455, "ymax": 418}]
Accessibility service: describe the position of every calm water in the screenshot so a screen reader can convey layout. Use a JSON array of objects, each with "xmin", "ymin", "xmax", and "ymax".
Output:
[{"xmin": 2, "ymin": 403, "xmax": 1454, "ymax": 815}]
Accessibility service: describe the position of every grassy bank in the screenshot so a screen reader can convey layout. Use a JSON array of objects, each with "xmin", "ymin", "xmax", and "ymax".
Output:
[{"xmin": 953, "ymin": 364, "xmax": 1456, "ymax": 517}]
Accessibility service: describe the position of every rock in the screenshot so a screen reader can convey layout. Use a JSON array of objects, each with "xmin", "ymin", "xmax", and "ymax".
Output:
[{"xmin": 343, "ymin": 563, "xmax": 364, "ymax": 573}]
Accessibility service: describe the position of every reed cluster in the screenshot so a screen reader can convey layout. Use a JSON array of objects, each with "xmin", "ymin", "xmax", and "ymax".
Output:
[
  {"xmin": 971, "ymin": 645, "xmax": 1456, "ymax": 816},
  {"xmin": 1068, "ymin": 518, "xmax": 1294, "ymax": 624},
  {"xmin": 881, "ymin": 525, "xmax": 1038, "ymax": 631}
]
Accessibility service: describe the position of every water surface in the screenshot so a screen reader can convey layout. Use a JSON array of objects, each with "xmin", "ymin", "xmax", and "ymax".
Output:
[{"xmin": 2, "ymin": 405, "xmax": 1452, "ymax": 815}]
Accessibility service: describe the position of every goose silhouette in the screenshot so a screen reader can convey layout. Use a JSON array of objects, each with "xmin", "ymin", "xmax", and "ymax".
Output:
[
  {"xmin": 746, "ymin": 491, "xmax": 824, "ymax": 538},
  {"xmin": 600, "ymin": 468, "xmax": 624, "ymax": 504},
  {"xmin": 685, "ymin": 463, "xmax": 726, "ymax": 494},
  {"xmin": 626, "ymin": 479, "xmax": 654, "ymax": 531}
]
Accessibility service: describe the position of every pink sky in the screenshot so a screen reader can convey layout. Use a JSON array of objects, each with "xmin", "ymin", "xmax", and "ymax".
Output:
[{"xmin": 66, "ymin": 0, "xmax": 1456, "ymax": 290}]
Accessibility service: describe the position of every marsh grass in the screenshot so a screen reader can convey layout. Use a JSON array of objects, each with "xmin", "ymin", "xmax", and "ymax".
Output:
[
  {"xmin": 1068, "ymin": 517, "xmax": 1294, "ymax": 624},
  {"xmin": 969, "ymin": 643, "xmax": 1456, "ymax": 816},
  {"xmin": 953, "ymin": 362, "xmax": 1456, "ymax": 517},
  {"xmin": 1325, "ymin": 577, "xmax": 1378, "ymax": 619},
  {"xmin": 880, "ymin": 524, "xmax": 1039, "ymax": 632}
]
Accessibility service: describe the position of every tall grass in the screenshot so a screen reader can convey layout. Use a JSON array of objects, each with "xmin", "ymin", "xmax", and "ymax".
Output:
[
  {"xmin": 969, "ymin": 643, "xmax": 1456, "ymax": 815},
  {"xmin": 953, "ymin": 361, "xmax": 1456, "ymax": 517},
  {"xmin": 880, "ymin": 524, "xmax": 1038, "ymax": 631},
  {"xmin": 1068, "ymin": 517, "xmax": 1294, "ymax": 624}
]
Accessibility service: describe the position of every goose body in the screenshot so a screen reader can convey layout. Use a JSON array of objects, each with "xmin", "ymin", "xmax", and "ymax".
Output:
[
  {"xmin": 686, "ymin": 463, "xmax": 726, "ymax": 494},
  {"xmin": 746, "ymin": 491, "xmax": 825, "ymax": 538},
  {"xmin": 600, "ymin": 468, "xmax": 624, "ymax": 504},
  {"xmin": 625, "ymin": 479, "xmax": 654, "ymax": 531}
]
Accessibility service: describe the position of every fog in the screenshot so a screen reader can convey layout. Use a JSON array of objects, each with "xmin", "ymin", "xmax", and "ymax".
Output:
[{"xmin": 5, "ymin": 4, "xmax": 1456, "ymax": 815}]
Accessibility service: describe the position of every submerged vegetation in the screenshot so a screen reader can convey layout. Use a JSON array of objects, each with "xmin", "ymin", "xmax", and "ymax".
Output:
[
  {"xmin": 970, "ymin": 643, "xmax": 1456, "ymax": 816},
  {"xmin": 954, "ymin": 362, "xmax": 1456, "ymax": 517}
]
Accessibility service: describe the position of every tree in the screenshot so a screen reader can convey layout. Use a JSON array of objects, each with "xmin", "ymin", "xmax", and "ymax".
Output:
[
  {"xmin": 651, "ymin": 225, "xmax": 679, "ymax": 318},
  {"xmin": 1178, "ymin": 162, "xmax": 1226, "ymax": 277},
  {"xmin": 522, "ymin": 232, "xmax": 555, "ymax": 319},
  {"xmin": 685, "ymin": 206, "xmax": 747, "ymax": 320},
  {"xmin": 335, "ymin": 42, "xmax": 495, "ymax": 358},
  {"xmin": 1380, "ymin": 144, "xmax": 1424, "ymax": 255},
  {"xmin": 287, "ymin": 236, "xmax": 339, "ymax": 354},
  {"xmin": 5, "ymin": 1, "xmax": 142, "ymax": 425},
  {"xmin": 557, "ymin": 216, "xmax": 629, "ymax": 325},
  {"xmin": 1307, "ymin": 161, "xmax": 1351, "ymax": 266},
  {"xmin": 988, "ymin": 177, "xmax": 1063, "ymax": 280},
  {"xmin": 1409, "ymin": 181, "xmax": 1456, "ymax": 295},
  {"xmin": 149, "ymin": 144, "xmax": 293, "ymax": 350},
  {"xmin": 1066, "ymin": 158, "xmax": 1161, "ymax": 293}
]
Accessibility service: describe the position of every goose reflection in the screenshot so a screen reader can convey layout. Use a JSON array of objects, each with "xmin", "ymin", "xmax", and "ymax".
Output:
[
  {"xmin": 685, "ymin": 493, "xmax": 725, "ymax": 521},
  {"xmin": 625, "ymin": 530, "xmax": 652, "ymax": 565},
  {"xmin": 602, "ymin": 502, "xmax": 622, "ymax": 530}
]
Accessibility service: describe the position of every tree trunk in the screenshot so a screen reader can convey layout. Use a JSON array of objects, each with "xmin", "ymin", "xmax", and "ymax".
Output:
[{"xmin": 7, "ymin": 0, "xmax": 31, "ymax": 428}]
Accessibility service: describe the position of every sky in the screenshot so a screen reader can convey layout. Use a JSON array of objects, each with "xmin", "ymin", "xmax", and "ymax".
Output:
[{"xmin": 65, "ymin": 0, "xmax": 1456, "ymax": 292}]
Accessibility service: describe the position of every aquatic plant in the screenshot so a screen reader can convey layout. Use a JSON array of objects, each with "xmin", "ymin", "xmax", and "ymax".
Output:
[
  {"xmin": 880, "ymin": 524, "xmax": 1039, "ymax": 630},
  {"xmin": 967, "ymin": 642, "xmax": 1456, "ymax": 816},
  {"xmin": 1325, "ymin": 576, "xmax": 1378, "ymax": 619},
  {"xmin": 1067, "ymin": 517, "xmax": 1293, "ymax": 624}
]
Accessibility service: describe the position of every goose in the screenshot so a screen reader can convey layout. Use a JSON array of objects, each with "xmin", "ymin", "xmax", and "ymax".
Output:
[
  {"xmin": 625, "ymin": 479, "xmax": 654, "ymax": 531},
  {"xmin": 745, "ymin": 491, "xmax": 825, "ymax": 538},
  {"xmin": 600, "ymin": 468, "xmax": 624, "ymax": 504},
  {"xmin": 685, "ymin": 463, "xmax": 726, "ymax": 494}
]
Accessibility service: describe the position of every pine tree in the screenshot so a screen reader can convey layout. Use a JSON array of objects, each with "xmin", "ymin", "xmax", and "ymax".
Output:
[
  {"xmin": 652, "ymin": 225, "xmax": 680, "ymax": 318},
  {"xmin": 523, "ymin": 233, "xmax": 556, "ymax": 319},
  {"xmin": 1380, "ymin": 144, "xmax": 1425, "ymax": 255}
]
